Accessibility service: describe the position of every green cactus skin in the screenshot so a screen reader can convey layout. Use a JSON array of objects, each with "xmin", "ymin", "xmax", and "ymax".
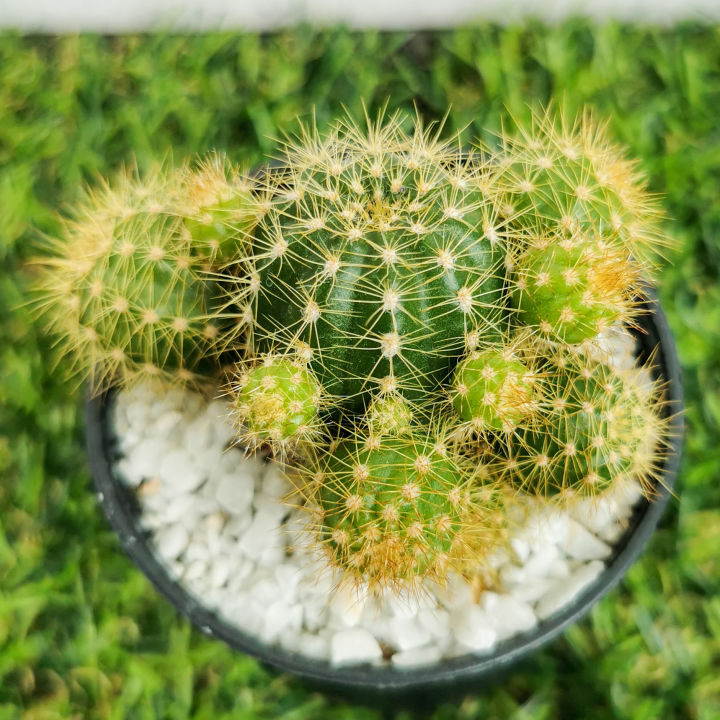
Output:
[
  {"xmin": 451, "ymin": 346, "xmax": 538, "ymax": 434},
  {"xmin": 242, "ymin": 114, "xmax": 508, "ymax": 413},
  {"xmin": 510, "ymin": 233, "xmax": 640, "ymax": 344},
  {"xmin": 228, "ymin": 355, "xmax": 322, "ymax": 452},
  {"xmin": 487, "ymin": 353, "xmax": 668, "ymax": 503},
  {"xmin": 495, "ymin": 108, "xmax": 669, "ymax": 276},
  {"xmin": 312, "ymin": 432, "xmax": 487, "ymax": 589}
]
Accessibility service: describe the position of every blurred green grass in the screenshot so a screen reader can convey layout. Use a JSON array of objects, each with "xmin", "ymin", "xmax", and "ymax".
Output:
[{"xmin": 0, "ymin": 24, "xmax": 719, "ymax": 719}]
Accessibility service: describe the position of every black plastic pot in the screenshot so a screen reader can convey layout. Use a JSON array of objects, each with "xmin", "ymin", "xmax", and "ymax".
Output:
[{"xmin": 86, "ymin": 293, "xmax": 683, "ymax": 700}]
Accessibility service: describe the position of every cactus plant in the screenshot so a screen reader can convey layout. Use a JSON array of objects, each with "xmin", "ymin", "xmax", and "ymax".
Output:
[
  {"xmin": 30, "ymin": 105, "xmax": 674, "ymax": 597},
  {"xmin": 31, "ymin": 158, "xmax": 260, "ymax": 393},
  {"xmin": 495, "ymin": 108, "xmax": 671, "ymax": 345},
  {"xmin": 495, "ymin": 107, "xmax": 668, "ymax": 272},
  {"xmin": 450, "ymin": 336, "xmax": 542, "ymax": 436},
  {"xmin": 234, "ymin": 112, "xmax": 509, "ymax": 417},
  {"xmin": 305, "ymin": 430, "xmax": 503, "ymax": 591},
  {"xmin": 481, "ymin": 352, "xmax": 671, "ymax": 503},
  {"xmin": 227, "ymin": 352, "xmax": 324, "ymax": 454}
]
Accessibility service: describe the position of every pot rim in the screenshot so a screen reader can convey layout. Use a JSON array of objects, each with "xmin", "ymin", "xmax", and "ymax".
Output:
[{"xmin": 85, "ymin": 291, "xmax": 683, "ymax": 694}]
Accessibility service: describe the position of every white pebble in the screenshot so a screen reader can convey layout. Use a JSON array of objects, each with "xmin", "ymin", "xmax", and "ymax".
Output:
[
  {"xmin": 262, "ymin": 464, "xmax": 292, "ymax": 499},
  {"xmin": 215, "ymin": 472, "xmax": 254, "ymax": 514},
  {"xmin": 240, "ymin": 511, "xmax": 282, "ymax": 559},
  {"xmin": 209, "ymin": 558, "xmax": 232, "ymax": 589},
  {"xmin": 127, "ymin": 439, "xmax": 163, "ymax": 482},
  {"xmin": 391, "ymin": 645, "xmax": 443, "ymax": 668},
  {"xmin": 418, "ymin": 607, "xmax": 450, "ymax": 639},
  {"xmin": 155, "ymin": 525, "xmax": 189, "ymax": 561},
  {"xmin": 295, "ymin": 633, "xmax": 330, "ymax": 660},
  {"xmin": 480, "ymin": 592, "xmax": 537, "ymax": 641},
  {"xmin": 158, "ymin": 449, "xmax": 205, "ymax": 493},
  {"xmin": 451, "ymin": 606, "xmax": 497, "ymax": 652},
  {"xmin": 390, "ymin": 616, "xmax": 432, "ymax": 652},
  {"xmin": 536, "ymin": 560, "xmax": 605, "ymax": 620},
  {"xmin": 329, "ymin": 583, "xmax": 367, "ymax": 628},
  {"xmin": 330, "ymin": 628, "xmax": 383, "ymax": 666},
  {"xmin": 261, "ymin": 601, "xmax": 303, "ymax": 643},
  {"xmin": 565, "ymin": 518, "xmax": 612, "ymax": 561}
]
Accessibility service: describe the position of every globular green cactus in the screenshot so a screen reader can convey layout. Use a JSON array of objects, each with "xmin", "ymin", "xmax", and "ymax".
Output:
[
  {"xmin": 236, "ymin": 112, "xmax": 508, "ymax": 415},
  {"xmin": 509, "ymin": 231, "xmax": 643, "ymax": 344},
  {"xmin": 306, "ymin": 430, "xmax": 503, "ymax": 591},
  {"xmin": 31, "ymin": 159, "xmax": 260, "ymax": 393},
  {"xmin": 495, "ymin": 107, "xmax": 669, "ymax": 274},
  {"xmin": 494, "ymin": 108, "xmax": 672, "ymax": 345},
  {"xmin": 227, "ymin": 353, "xmax": 324, "ymax": 454},
  {"xmin": 450, "ymin": 338, "xmax": 541, "ymax": 436},
  {"xmin": 483, "ymin": 352, "xmax": 670, "ymax": 503}
]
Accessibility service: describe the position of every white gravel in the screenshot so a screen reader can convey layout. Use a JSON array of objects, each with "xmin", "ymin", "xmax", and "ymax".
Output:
[{"xmin": 109, "ymin": 327, "xmax": 648, "ymax": 668}]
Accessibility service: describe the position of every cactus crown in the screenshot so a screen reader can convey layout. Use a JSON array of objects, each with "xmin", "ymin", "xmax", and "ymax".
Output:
[{"xmin": 497, "ymin": 107, "xmax": 670, "ymax": 275}]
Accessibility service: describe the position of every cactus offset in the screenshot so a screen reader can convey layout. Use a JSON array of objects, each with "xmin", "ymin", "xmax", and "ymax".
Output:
[
  {"xmin": 306, "ymin": 431, "xmax": 503, "ymax": 591},
  {"xmin": 483, "ymin": 352, "xmax": 671, "ymax": 503},
  {"xmin": 227, "ymin": 353, "xmax": 324, "ymax": 454},
  {"xmin": 181, "ymin": 153, "xmax": 264, "ymax": 263},
  {"xmin": 450, "ymin": 338, "xmax": 541, "ymax": 436},
  {"xmin": 509, "ymin": 230, "xmax": 644, "ymax": 344},
  {"xmin": 31, "ymin": 158, "xmax": 260, "ymax": 393},
  {"xmin": 237, "ymin": 112, "xmax": 508, "ymax": 415},
  {"xmin": 496, "ymin": 107, "xmax": 669, "ymax": 274}
]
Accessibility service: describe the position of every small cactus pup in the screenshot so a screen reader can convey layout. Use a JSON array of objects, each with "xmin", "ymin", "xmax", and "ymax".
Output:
[
  {"xmin": 181, "ymin": 153, "xmax": 265, "ymax": 263},
  {"xmin": 495, "ymin": 107, "xmax": 670, "ymax": 275},
  {"xmin": 227, "ymin": 353, "xmax": 324, "ymax": 455},
  {"xmin": 31, "ymin": 164, "xmax": 233, "ymax": 393},
  {"xmin": 509, "ymin": 229, "xmax": 644, "ymax": 344},
  {"xmin": 450, "ymin": 337, "xmax": 541, "ymax": 436},
  {"xmin": 240, "ymin": 110, "xmax": 509, "ymax": 413},
  {"xmin": 306, "ymin": 430, "xmax": 503, "ymax": 592},
  {"xmin": 486, "ymin": 351, "xmax": 671, "ymax": 505}
]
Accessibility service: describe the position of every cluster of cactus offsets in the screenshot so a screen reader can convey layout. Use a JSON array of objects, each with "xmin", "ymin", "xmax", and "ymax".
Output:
[
  {"xmin": 32, "ymin": 157, "xmax": 261, "ymax": 393},
  {"xmin": 496, "ymin": 109, "xmax": 671, "ymax": 345},
  {"xmin": 32, "ymin": 106, "xmax": 675, "ymax": 592}
]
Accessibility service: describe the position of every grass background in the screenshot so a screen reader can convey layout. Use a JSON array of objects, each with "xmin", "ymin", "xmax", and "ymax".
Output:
[{"xmin": 0, "ymin": 23, "xmax": 719, "ymax": 719}]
